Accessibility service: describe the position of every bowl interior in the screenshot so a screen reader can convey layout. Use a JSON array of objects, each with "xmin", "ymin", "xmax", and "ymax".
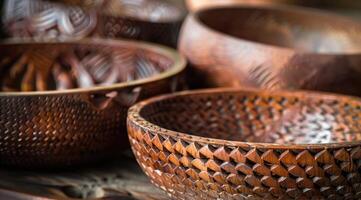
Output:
[
  {"xmin": 103, "ymin": 0, "xmax": 183, "ymax": 22},
  {"xmin": 139, "ymin": 91, "xmax": 361, "ymax": 145},
  {"xmin": 197, "ymin": 7, "xmax": 361, "ymax": 54},
  {"xmin": 0, "ymin": 41, "xmax": 174, "ymax": 92}
]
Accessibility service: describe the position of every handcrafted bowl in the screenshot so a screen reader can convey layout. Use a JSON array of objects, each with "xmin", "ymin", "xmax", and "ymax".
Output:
[
  {"xmin": 179, "ymin": 6, "xmax": 361, "ymax": 96},
  {"xmin": 2, "ymin": 0, "xmax": 185, "ymax": 47},
  {"xmin": 97, "ymin": 0, "xmax": 185, "ymax": 47},
  {"xmin": 128, "ymin": 88, "xmax": 361, "ymax": 199},
  {"xmin": 0, "ymin": 39, "xmax": 186, "ymax": 168}
]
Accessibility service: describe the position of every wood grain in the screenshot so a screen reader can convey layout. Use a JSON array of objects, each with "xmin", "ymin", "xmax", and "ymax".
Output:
[
  {"xmin": 0, "ymin": 152, "xmax": 168, "ymax": 200},
  {"xmin": 179, "ymin": 6, "xmax": 361, "ymax": 97}
]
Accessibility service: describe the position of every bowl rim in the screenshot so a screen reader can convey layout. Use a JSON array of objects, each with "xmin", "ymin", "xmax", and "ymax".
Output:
[
  {"xmin": 128, "ymin": 87, "xmax": 361, "ymax": 149},
  {"xmin": 191, "ymin": 4, "xmax": 361, "ymax": 56},
  {"xmin": 0, "ymin": 38, "xmax": 186, "ymax": 96}
]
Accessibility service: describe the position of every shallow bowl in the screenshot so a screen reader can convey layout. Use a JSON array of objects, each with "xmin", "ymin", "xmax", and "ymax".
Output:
[{"xmin": 128, "ymin": 88, "xmax": 361, "ymax": 199}]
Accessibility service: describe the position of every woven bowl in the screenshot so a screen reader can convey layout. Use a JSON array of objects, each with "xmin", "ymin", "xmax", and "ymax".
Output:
[
  {"xmin": 128, "ymin": 88, "xmax": 361, "ymax": 199},
  {"xmin": 179, "ymin": 6, "xmax": 361, "ymax": 96},
  {"xmin": 2, "ymin": 0, "xmax": 185, "ymax": 47},
  {"xmin": 0, "ymin": 39, "xmax": 186, "ymax": 168}
]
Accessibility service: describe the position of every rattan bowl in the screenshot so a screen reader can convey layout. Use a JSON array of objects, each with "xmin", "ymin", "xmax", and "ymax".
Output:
[
  {"xmin": 128, "ymin": 88, "xmax": 361, "ymax": 199},
  {"xmin": 0, "ymin": 38, "xmax": 186, "ymax": 168},
  {"xmin": 179, "ymin": 6, "xmax": 361, "ymax": 96},
  {"xmin": 2, "ymin": 0, "xmax": 185, "ymax": 47}
]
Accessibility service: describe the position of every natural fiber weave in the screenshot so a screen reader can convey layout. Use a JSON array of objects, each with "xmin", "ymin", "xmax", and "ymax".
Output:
[
  {"xmin": 0, "ymin": 39, "xmax": 186, "ymax": 168},
  {"xmin": 127, "ymin": 88, "xmax": 361, "ymax": 199}
]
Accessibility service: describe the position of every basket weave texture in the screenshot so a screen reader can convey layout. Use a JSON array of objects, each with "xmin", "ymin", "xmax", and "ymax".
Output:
[
  {"xmin": 0, "ymin": 40, "xmax": 185, "ymax": 168},
  {"xmin": 128, "ymin": 89, "xmax": 361, "ymax": 199}
]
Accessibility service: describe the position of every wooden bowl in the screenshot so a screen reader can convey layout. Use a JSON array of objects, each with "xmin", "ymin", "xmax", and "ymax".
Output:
[
  {"xmin": 1, "ymin": 0, "xmax": 98, "ymax": 40},
  {"xmin": 97, "ymin": 0, "xmax": 185, "ymax": 47},
  {"xmin": 179, "ymin": 6, "xmax": 361, "ymax": 97},
  {"xmin": 128, "ymin": 88, "xmax": 361, "ymax": 199},
  {"xmin": 0, "ymin": 38, "xmax": 186, "ymax": 168},
  {"xmin": 2, "ymin": 0, "xmax": 185, "ymax": 47}
]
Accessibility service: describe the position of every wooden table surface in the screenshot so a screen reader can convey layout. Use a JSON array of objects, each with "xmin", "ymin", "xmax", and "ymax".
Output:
[{"xmin": 0, "ymin": 152, "xmax": 169, "ymax": 200}]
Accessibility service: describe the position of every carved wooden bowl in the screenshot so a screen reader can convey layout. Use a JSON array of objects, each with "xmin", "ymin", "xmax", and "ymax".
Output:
[
  {"xmin": 179, "ymin": 6, "xmax": 361, "ymax": 97},
  {"xmin": 2, "ymin": 0, "xmax": 185, "ymax": 47},
  {"xmin": 97, "ymin": 0, "xmax": 185, "ymax": 47},
  {"xmin": 128, "ymin": 88, "xmax": 361, "ymax": 199},
  {"xmin": 0, "ymin": 39, "xmax": 186, "ymax": 168}
]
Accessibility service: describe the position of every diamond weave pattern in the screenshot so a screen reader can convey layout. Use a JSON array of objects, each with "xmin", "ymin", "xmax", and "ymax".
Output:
[{"xmin": 128, "ymin": 90, "xmax": 361, "ymax": 199}]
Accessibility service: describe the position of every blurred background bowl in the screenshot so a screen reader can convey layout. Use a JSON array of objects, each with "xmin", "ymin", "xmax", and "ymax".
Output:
[
  {"xmin": 179, "ymin": 5, "xmax": 361, "ymax": 97},
  {"xmin": 0, "ymin": 38, "xmax": 186, "ymax": 169},
  {"xmin": 128, "ymin": 88, "xmax": 361, "ymax": 199},
  {"xmin": 1, "ymin": 0, "xmax": 98, "ymax": 40},
  {"xmin": 96, "ymin": 0, "xmax": 186, "ymax": 47},
  {"xmin": 1, "ymin": 0, "xmax": 186, "ymax": 47},
  {"xmin": 185, "ymin": 0, "xmax": 361, "ymax": 20}
]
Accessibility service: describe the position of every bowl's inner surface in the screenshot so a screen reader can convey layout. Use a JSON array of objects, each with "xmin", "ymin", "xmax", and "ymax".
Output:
[
  {"xmin": 197, "ymin": 7, "xmax": 361, "ymax": 54},
  {"xmin": 2, "ymin": 0, "xmax": 97, "ymax": 39},
  {"xmin": 0, "ymin": 43, "xmax": 173, "ymax": 92},
  {"xmin": 140, "ymin": 92, "xmax": 361, "ymax": 144},
  {"xmin": 104, "ymin": 0, "xmax": 183, "ymax": 22}
]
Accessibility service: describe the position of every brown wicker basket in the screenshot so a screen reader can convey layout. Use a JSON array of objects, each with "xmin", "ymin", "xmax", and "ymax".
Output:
[
  {"xmin": 127, "ymin": 88, "xmax": 361, "ymax": 199},
  {"xmin": 0, "ymin": 38, "xmax": 186, "ymax": 169}
]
